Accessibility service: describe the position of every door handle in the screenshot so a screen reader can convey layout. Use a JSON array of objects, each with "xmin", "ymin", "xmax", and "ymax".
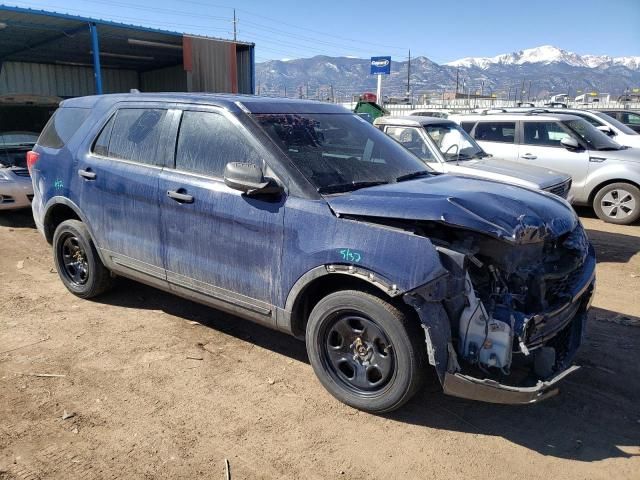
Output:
[
  {"xmin": 78, "ymin": 168, "xmax": 96, "ymax": 180},
  {"xmin": 521, "ymin": 154, "xmax": 537, "ymax": 160},
  {"xmin": 167, "ymin": 189, "xmax": 194, "ymax": 204}
]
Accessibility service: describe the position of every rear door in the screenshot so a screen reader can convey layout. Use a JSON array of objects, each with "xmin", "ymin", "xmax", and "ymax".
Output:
[
  {"xmin": 159, "ymin": 107, "xmax": 285, "ymax": 325},
  {"xmin": 517, "ymin": 120, "xmax": 590, "ymax": 197},
  {"xmin": 77, "ymin": 104, "xmax": 172, "ymax": 285},
  {"xmin": 471, "ymin": 121, "xmax": 519, "ymax": 161}
]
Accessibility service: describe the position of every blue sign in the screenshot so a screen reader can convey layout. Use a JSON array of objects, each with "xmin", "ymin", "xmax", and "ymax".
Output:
[{"xmin": 370, "ymin": 56, "xmax": 391, "ymax": 75}]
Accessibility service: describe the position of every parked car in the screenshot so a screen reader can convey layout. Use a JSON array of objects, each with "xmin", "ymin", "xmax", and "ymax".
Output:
[
  {"xmin": 450, "ymin": 112, "xmax": 640, "ymax": 224},
  {"xmin": 374, "ymin": 116, "xmax": 572, "ymax": 199},
  {"xmin": 600, "ymin": 110, "xmax": 640, "ymax": 133},
  {"xmin": 30, "ymin": 94, "xmax": 595, "ymax": 412},
  {"xmin": 0, "ymin": 95, "xmax": 58, "ymax": 210},
  {"xmin": 498, "ymin": 107, "xmax": 640, "ymax": 148}
]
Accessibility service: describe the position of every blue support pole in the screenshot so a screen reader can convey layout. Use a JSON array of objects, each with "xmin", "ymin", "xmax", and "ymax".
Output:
[{"xmin": 89, "ymin": 22, "xmax": 103, "ymax": 95}]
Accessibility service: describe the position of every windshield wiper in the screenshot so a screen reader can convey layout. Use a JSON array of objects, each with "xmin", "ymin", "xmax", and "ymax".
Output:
[
  {"xmin": 396, "ymin": 170, "xmax": 431, "ymax": 182},
  {"xmin": 317, "ymin": 180, "xmax": 389, "ymax": 194}
]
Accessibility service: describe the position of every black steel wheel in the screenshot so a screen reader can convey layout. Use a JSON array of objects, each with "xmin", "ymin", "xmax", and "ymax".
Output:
[
  {"xmin": 306, "ymin": 290, "xmax": 426, "ymax": 413},
  {"xmin": 53, "ymin": 219, "xmax": 114, "ymax": 298},
  {"xmin": 320, "ymin": 312, "xmax": 395, "ymax": 394},
  {"xmin": 58, "ymin": 233, "xmax": 90, "ymax": 286}
]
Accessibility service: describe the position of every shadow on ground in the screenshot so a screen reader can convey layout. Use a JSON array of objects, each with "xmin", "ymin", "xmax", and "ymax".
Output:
[
  {"xmin": 585, "ymin": 228, "xmax": 640, "ymax": 263},
  {"xmin": 0, "ymin": 209, "xmax": 35, "ymax": 228},
  {"xmin": 96, "ymin": 278, "xmax": 640, "ymax": 463}
]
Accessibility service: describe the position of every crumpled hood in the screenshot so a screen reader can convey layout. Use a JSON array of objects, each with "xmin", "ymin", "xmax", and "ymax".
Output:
[
  {"xmin": 326, "ymin": 175, "xmax": 578, "ymax": 243},
  {"xmin": 448, "ymin": 157, "xmax": 569, "ymax": 190}
]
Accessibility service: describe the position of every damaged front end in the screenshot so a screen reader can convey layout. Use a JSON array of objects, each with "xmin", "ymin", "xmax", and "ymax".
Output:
[{"xmin": 404, "ymin": 218, "xmax": 596, "ymax": 404}]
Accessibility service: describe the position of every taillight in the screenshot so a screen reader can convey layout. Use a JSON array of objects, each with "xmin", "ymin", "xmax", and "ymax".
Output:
[{"xmin": 26, "ymin": 151, "xmax": 40, "ymax": 172}]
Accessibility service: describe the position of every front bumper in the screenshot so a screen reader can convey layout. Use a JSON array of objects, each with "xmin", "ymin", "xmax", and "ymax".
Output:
[
  {"xmin": 410, "ymin": 244, "xmax": 596, "ymax": 405},
  {"xmin": 0, "ymin": 175, "xmax": 34, "ymax": 211}
]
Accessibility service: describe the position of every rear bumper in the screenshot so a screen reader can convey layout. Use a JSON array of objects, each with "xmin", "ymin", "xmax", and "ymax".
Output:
[{"xmin": 0, "ymin": 177, "xmax": 33, "ymax": 210}]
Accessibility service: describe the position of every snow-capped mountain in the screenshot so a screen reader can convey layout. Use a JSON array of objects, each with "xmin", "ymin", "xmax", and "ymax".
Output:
[
  {"xmin": 446, "ymin": 45, "xmax": 640, "ymax": 71},
  {"xmin": 255, "ymin": 45, "xmax": 640, "ymax": 99}
]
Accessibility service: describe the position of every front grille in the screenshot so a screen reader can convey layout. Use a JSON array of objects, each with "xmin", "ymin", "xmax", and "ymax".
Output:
[
  {"xmin": 12, "ymin": 168, "xmax": 31, "ymax": 178},
  {"xmin": 544, "ymin": 179, "xmax": 572, "ymax": 199},
  {"xmin": 0, "ymin": 195, "xmax": 15, "ymax": 204}
]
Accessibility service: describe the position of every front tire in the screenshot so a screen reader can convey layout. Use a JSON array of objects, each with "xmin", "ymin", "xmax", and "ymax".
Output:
[
  {"xmin": 53, "ymin": 219, "xmax": 114, "ymax": 299},
  {"xmin": 593, "ymin": 182, "xmax": 640, "ymax": 225},
  {"xmin": 305, "ymin": 290, "xmax": 426, "ymax": 413}
]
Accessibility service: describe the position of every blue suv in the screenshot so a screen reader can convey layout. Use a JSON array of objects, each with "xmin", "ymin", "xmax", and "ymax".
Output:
[{"xmin": 30, "ymin": 94, "xmax": 595, "ymax": 412}]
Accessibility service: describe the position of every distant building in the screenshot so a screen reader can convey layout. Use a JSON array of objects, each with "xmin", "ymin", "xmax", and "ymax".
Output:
[{"xmin": 0, "ymin": 5, "xmax": 256, "ymax": 98}]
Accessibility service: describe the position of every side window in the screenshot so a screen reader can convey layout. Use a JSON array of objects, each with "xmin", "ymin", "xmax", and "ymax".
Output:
[
  {"xmin": 523, "ymin": 122, "xmax": 570, "ymax": 147},
  {"xmin": 572, "ymin": 113, "xmax": 602, "ymax": 127},
  {"xmin": 625, "ymin": 113, "xmax": 640, "ymax": 125},
  {"xmin": 37, "ymin": 107, "xmax": 90, "ymax": 149},
  {"xmin": 108, "ymin": 109, "xmax": 166, "ymax": 165},
  {"xmin": 92, "ymin": 115, "xmax": 115, "ymax": 156},
  {"xmin": 385, "ymin": 126, "xmax": 435, "ymax": 162},
  {"xmin": 460, "ymin": 122, "xmax": 476, "ymax": 134},
  {"xmin": 473, "ymin": 122, "xmax": 515, "ymax": 143},
  {"xmin": 175, "ymin": 111, "xmax": 262, "ymax": 177}
]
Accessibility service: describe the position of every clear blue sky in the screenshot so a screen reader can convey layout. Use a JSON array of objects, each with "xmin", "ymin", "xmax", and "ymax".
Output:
[{"xmin": 5, "ymin": 0, "xmax": 640, "ymax": 63}]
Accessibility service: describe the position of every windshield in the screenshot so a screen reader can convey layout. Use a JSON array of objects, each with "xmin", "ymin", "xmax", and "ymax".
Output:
[
  {"xmin": 253, "ymin": 113, "xmax": 431, "ymax": 193},
  {"xmin": 563, "ymin": 119, "xmax": 623, "ymax": 151},
  {"xmin": 424, "ymin": 123, "xmax": 486, "ymax": 161},
  {"xmin": 593, "ymin": 111, "xmax": 638, "ymax": 136}
]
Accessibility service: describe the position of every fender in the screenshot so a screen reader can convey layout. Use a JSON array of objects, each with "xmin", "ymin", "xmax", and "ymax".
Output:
[
  {"xmin": 41, "ymin": 196, "xmax": 109, "ymax": 266},
  {"xmin": 581, "ymin": 162, "xmax": 640, "ymax": 205}
]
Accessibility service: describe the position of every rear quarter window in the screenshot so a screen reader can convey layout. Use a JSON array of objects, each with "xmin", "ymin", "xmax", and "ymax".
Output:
[{"xmin": 37, "ymin": 107, "xmax": 90, "ymax": 149}]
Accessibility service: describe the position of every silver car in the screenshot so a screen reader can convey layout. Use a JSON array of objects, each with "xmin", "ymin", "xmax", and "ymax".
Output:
[
  {"xmin": 0, "ymin": 131, "xmax": 36, "ymax": 210},
  {"xmin": 450, "ymin": 112, "xmax": 640, "ymax": 224},
  {"xmin": 374, "ymin": 116, "xmax": 572, "ymax": 199}
]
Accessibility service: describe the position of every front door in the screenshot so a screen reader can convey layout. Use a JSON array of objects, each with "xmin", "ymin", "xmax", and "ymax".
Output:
[
  {"xmin": 159, "ymin": 108, "xmax": 285, "ymax": 324},
  {"xmin": 517, "ymin": 120, "xmax": 590, "ymax": 198}
]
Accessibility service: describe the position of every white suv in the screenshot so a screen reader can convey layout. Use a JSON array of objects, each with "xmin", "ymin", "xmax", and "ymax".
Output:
[
  {"xmin": 501, "ymin": 107, "xmax": 640, "ymax": 148},
  {"xmin": 450, "ymin": 112, "xmax": 640, "ymax": 224}
]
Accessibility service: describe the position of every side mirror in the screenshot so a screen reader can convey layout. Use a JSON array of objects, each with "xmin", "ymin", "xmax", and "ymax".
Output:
[
  {"xmin": 560, "ymin": 137, "xmax": 580, "ymax": 150},
  {"xmin": 596, "ymin": 125, "xmax": 615, "ymax": 137},
  {"xmin": 223, "ymin": 162, "xmax": 283, "ymax": 196}
]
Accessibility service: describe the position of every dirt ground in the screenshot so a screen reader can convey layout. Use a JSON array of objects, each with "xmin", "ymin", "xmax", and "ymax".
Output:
[{"xmin": 1, "ymin": 207, "xmax": 639, "ymax": 480}]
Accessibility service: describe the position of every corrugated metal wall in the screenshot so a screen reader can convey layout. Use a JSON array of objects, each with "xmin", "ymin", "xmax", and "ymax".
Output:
[
  {"xmin": 184, "ymin": 36, "xmax": 236, "ymax": 93},
  {"xmin": 0, "ymin": 61, "xmax": 138, "ymax": 97},
  {"xmin": 236, "ymin": 47, "xmax": 252, "ymax": 94},
  {"xmin": 140, "ymin": 65, "xmax": 187, "ymax": 92}
]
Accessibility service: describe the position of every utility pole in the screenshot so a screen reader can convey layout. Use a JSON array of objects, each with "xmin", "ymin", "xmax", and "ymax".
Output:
[
  {"xmin": 528, "ymin": 80, "xmax": 532, "ymax": 101},
  {"xmin": 520, "ymin": 78, "xmax": 525, "ymax": 103},
  {"xmin": 233, "ymin": 9, "xmax": 237, "ymax": 41},
  {"xmin": 330, "ymin": 84, "xmax": 334, "ymax": 103},
  {"xmin": 455, "ymin": 67, "xmax": 459, "ymax": 95}
]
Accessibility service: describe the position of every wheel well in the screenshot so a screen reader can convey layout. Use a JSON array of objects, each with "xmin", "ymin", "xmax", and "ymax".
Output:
[
  {"xmin": 43, "ymin": 204, "xmax": 81, "ymax": 244},
  {"xmin": 588, "ymin": 178, "xmax": 640, "ymax": 205},
  {"xmin": 289, "ymin": 274, "xmax": 414, "ymax": 338}
]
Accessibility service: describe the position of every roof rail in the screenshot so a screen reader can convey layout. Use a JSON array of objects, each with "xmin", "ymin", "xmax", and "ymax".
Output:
[
  {"xmin": 480, "ymin": 108, "xmax": 508, "ymax": 115},
  {"xmin": 525, "ymin": 108, "xmax": 550, "ymax": 115}
]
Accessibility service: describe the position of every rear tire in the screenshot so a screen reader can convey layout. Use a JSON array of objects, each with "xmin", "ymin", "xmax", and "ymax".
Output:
[
  {"xmin": 53, "ymin": 219, "xmax": 114, "ymax": 299},
  {"xmin": 593, "ymin": 182, "xmax": 640, "ymax": 225},
  {"xmin": 305, "ymin": 290, "xmax": 426, "ymax": 413}
]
